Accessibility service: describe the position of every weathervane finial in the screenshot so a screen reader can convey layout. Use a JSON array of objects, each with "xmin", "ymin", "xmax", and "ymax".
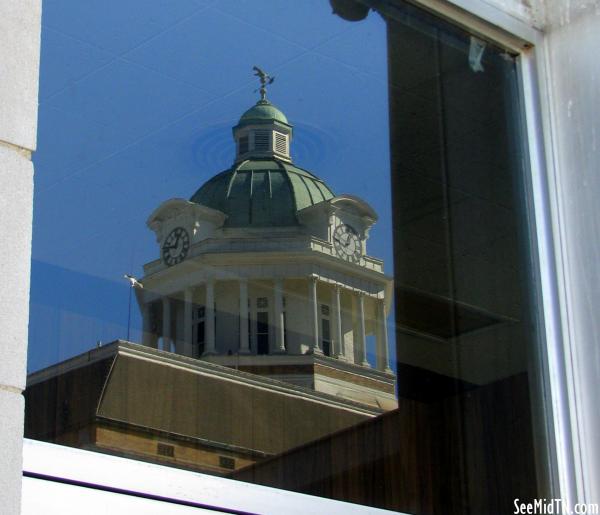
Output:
[{"xmin": 253, "ymin": 66, "xmax": 275, "ymax": 101}]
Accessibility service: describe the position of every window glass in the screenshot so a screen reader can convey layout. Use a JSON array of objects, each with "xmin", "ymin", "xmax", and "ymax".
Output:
[{"xmin": 25, "ymin": 0, "xmax": 544, "ymax": 512}]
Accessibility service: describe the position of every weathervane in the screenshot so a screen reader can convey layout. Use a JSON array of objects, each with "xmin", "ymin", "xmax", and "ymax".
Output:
[{"xmin": 253, "ymin": 66, "xmax": 275, "ymax": 101}]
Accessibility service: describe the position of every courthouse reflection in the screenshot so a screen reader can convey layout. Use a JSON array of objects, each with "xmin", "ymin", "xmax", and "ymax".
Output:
[
  {"xmin": 26, "ymin": 79, "xmax": 397, "ymax": 476},
  {"xmin": 26, "ymin": 1, "xmax": 543, "ymax": 513}
]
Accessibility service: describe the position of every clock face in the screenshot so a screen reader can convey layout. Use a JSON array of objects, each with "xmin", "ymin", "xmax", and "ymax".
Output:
[
  {"xmin": 333, "ymin": 224, "xmax": 361, "ymax": 263},
  {"xmin": 162, "ymin": 227, "xmax": 190, "ymax": 266}
]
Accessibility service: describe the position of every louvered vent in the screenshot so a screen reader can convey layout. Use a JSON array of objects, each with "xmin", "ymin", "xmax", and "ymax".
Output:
[
  {"xmin": 274, "ymin": 132, "xmax": 288, "ymax": 155},
  {"xmin": 254, "ymin": 130, "xmax": 269, "ymax": 151},
  {"xmin": 238, "ymin": 135, "xmax": 248, "ymax": 154}
]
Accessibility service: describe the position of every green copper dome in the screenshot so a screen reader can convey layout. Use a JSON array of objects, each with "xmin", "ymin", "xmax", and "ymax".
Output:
[
  {"xmin": 190, "ymin": 159, "xmax": 334, "ymax": 227},
  {"xmin": 238, "ymin": 100, "xmax": 289, "ymax": 126}
]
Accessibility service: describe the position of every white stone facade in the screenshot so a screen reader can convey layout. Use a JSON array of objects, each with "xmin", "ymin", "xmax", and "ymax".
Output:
[{"xmin": 0, "ymin": 2, "xmax": 41, "ymax": 513}]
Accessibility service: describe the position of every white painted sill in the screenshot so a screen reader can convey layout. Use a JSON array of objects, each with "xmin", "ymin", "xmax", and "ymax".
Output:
[{"xmin": 22, "ymin": 439, "xmax": 401, "ymax": 514}]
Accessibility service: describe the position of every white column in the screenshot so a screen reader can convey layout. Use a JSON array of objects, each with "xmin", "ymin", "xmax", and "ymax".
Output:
[
  {"xmin": 309, "ymin": 276, "xmax": 322, "ymax": 354},
  {"xmin": 183, "ymin": 288, "xmax": 193, "ymax": 357},
  {"xmin": 357, "ymin": 293, "xmax": 369, "ymax": 367},
  {"xmin": 376, "ymin": 299, "xmax": 392, "ymax": 373},
  {"xmin": 332, "ymin": 285, "xmax": 345, "ymax": 360},
  {"xmin": 204, "ymin": 279, "xmax": 216, "ymax": 355},
  {"xmin": 239, "ymin": 279, "xmax": 250, "ymax": 354},
  {"xmin": 162, "ymin": 297, "xmax": 172, "ymax": 352},
  {"xmin": 274, "ymin": 278, "xmax": 286, "ymax": 353}
]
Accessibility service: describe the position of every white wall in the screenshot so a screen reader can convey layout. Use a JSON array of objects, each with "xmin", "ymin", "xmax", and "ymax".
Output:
[{"xmin": 0, "ymin": 1, "xmax": 40, "ymax": 514}]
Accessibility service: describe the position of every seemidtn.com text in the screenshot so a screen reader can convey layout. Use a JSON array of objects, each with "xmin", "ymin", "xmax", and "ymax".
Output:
[{"xmin": 514, "ymin": 499, "xmax": 599, "ymax": 514}]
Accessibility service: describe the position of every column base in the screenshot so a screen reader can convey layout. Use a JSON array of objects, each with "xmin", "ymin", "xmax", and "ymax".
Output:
[
  {"xmin": 360, "ymin": 360, "xmax": 371, "ymax": 368},
  {"xmin": 202, "ymin": 350, "xmax": 218, "ymax": 357},
  {"xmin": 383, "ymin": 367, "xmax": 394, "ymax": 375},
  {"xmin": 312, "ymin": 348, "xmax": 324, "ymax": 356},
  {"xmin": 237, "ymin": 349, "xmax": 252, "ymax": 355}
]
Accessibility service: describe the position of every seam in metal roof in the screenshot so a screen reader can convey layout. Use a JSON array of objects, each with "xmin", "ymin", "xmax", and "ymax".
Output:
[{"xmin": 190, "ymin": 159, "xmax": 334, "ymax": 228}]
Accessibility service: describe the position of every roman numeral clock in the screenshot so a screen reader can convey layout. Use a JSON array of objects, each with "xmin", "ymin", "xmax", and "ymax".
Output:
[
  {"xmin": 333, "ymin": 223, "xmax": 362, "ymax": 263},
  {"xmin": 162, "ymin": 227, "xmax": 190, "ymax": 266}
]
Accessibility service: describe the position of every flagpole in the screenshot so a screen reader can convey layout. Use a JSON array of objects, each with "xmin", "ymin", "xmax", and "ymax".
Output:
[
  {"xmin": 124, "ymin": 274, "xmax": 143, "ymax": 343},
  {"xmin": 126, "ymin": 280, "xmax": 132, "ymax": 342}
]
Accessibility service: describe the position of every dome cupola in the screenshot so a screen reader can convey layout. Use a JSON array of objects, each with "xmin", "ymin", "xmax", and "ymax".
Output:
[
  {"xmin": 190, "ymin": 67, "xmax": 334, "ymax": 228},
  {"xmin": 232, "ymin": 67, "xmax": 293, "ymax": 163}
]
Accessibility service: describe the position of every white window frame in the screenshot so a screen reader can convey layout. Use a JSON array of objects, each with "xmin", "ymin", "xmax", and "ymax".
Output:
[
  {"xmin": 18, "ymin": 0, "xmax": 591, "ymax": 512},
  {"xmin": 22, "ymin": 439, "xmax": 399, "ymax": 514}
]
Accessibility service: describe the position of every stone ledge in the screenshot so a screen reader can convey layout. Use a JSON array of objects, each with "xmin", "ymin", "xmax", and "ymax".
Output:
[{"xmin": 0, "ymin": 139, "xmax": 33, "ymax": 159}]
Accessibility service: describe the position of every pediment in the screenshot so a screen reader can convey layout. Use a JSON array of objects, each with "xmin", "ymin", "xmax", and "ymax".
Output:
[
  {"xmin": 147, "ymin": 199, "xmax": 227, "ymax": 232},
  {"xmin": 329, "ymin": 195, "xmax": 378, "ymax": 222}
]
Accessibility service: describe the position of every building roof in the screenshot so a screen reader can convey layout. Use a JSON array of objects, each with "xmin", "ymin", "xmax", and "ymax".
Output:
[
  {"xmin": 25, "ymin": 341, "xmax": 376, "ymax": 458},
  {"xmin": 190, "ymin": 159, "xmax": 334, "ymax": 227}
]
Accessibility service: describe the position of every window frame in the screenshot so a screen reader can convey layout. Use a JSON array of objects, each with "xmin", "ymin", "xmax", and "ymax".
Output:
[{"xmin": 21, "ymin": 0, "xmax": 580, "ymax": 512}]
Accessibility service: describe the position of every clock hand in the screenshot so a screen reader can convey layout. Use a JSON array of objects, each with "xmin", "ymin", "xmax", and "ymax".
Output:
[{"xmin": 164, "ymin": 236, "xmax": 181, "ymax": 251}]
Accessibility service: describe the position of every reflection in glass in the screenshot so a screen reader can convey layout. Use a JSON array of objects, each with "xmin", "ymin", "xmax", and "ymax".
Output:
[{"xmin": 25, "ymin": 1, "xmax": 545, "ymax": 513}]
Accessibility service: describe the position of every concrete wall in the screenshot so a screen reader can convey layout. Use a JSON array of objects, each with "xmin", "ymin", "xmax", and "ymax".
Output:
[{"xmin": 0, "ymin": 1, "xmax": 41, "ymax": 514}]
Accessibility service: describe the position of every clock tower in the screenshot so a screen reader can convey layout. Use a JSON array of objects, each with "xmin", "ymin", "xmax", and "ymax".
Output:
[{"xmin": 137, "ymin": 77, "xmax": 395, "ymax": 410}]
